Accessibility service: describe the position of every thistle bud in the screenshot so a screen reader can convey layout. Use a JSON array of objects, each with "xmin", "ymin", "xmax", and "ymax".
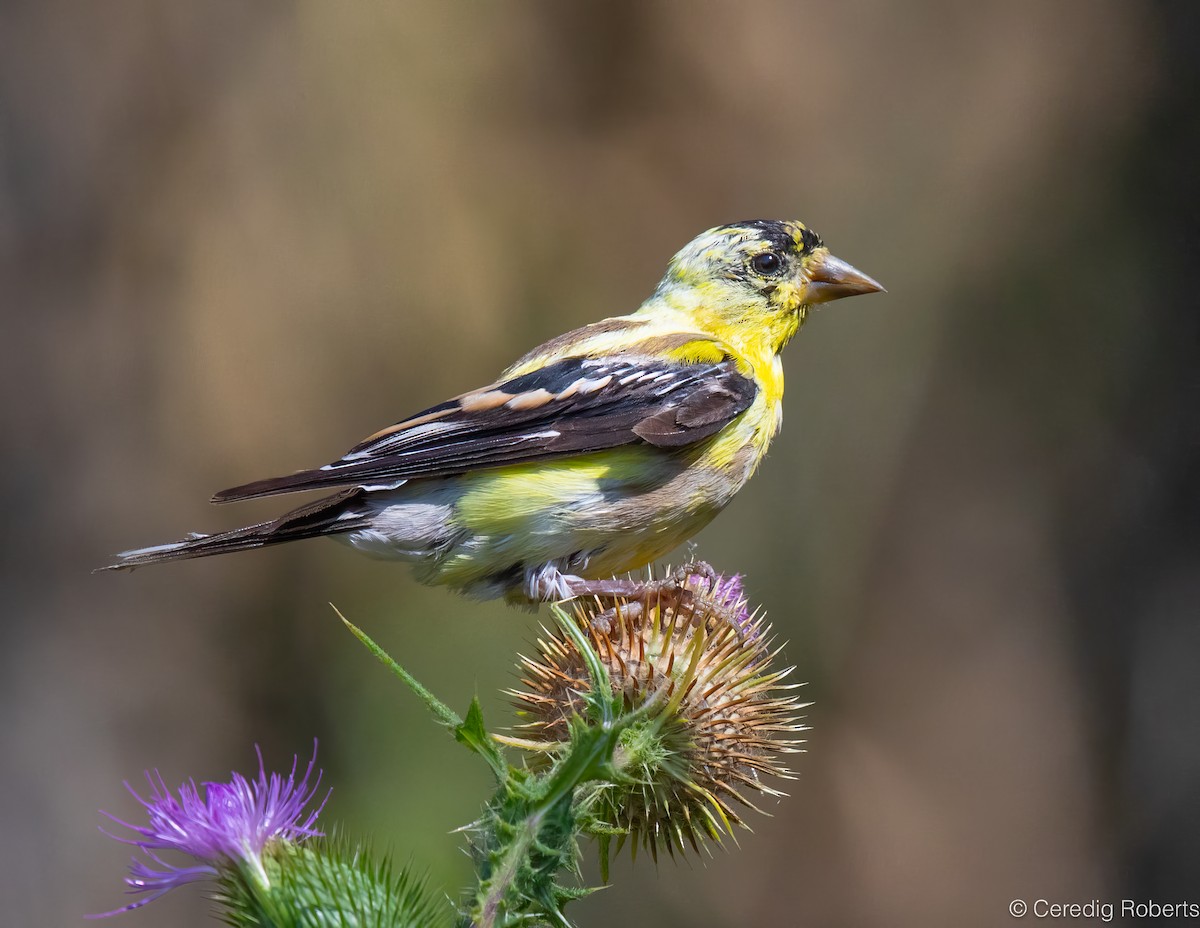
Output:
[{"xmin": 512, "ymin": 571, "xmax": 807, "ymax": 860}]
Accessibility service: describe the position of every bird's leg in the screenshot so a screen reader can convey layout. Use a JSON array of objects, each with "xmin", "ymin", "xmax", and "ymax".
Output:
[
  {"xmin": 526, "ymin": 562, "xmax": 720, "ymax": 631},
  {"xmin": 664, "ymin": 559, "xmax": 716, "ymax": 590},
  {"xmin": 525, "ymin": 563, "xmax": 575, "ymax": 601},
  {"xmin": 525, "ymin": 562, "xmax": 650, "ymax": 602},
  {"xmin": 525, "ymin": 567, "xmax": 644, "ymax": 632}
]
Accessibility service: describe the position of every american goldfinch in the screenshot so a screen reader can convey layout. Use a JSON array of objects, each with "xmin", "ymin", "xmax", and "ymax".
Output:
[{"xmin": 108, "ymin": 220, "xmax": 882, "ymax": 602}]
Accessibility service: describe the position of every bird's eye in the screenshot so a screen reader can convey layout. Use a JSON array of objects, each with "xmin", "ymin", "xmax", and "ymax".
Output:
[{"xmin": 750, "ymin": 252, "xmax": 783, "ymax": 276}]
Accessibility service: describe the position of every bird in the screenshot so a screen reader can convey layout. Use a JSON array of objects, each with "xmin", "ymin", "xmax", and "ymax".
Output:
[{"xmin": 106, "ymin": 220, "xmax": 883, "ymax": 603}]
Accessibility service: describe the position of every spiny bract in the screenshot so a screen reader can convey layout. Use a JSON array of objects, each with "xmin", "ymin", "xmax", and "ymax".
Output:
[{"xmin": 511, "ymin": 572, "xmax": 808, "ymax": 860}]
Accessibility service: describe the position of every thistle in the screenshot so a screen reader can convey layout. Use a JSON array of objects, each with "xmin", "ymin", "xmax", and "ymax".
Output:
[
  {"xmin": 92, "ymin": 570, "xmax": 807, "ymax": 927},
  {"xmin": 93, "ymin": 743, "xmax": 327, "ymax": 916},
  {"xmin": 511, "ymin": 571, "xmax": 807, "ymax": 862},
  {"xmin": 93, "ymin": 741, "xmax": 441, "ymax": 927}
]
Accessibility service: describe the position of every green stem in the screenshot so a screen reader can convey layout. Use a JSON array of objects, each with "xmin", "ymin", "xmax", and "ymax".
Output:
[
  {"xmin": 474, "ymin": 821, "xmax": 535, "ymax": 928},
  {"xmin": 541, "ymin": 730, "xmax": 613, "ymax": 811}
]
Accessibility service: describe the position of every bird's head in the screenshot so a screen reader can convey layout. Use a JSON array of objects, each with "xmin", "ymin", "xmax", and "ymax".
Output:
[{"xmin": 651, "ymin": 220, "xmax": 884, "ymax": 355}]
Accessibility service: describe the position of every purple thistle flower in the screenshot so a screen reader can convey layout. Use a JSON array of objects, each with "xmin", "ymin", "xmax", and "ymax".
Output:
[
  {"xmin": 91, "ymin": 741, "xmax": 328, "ymax": 917},
  {"xmin": 688, "ymin": 571, "xmax": 753, "ymax": 632},
  {"xmin": 710, "ymin": 572, "xmax": 744, "ymax": 608}
]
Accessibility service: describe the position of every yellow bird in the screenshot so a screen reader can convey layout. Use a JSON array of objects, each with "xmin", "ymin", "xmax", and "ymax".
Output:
[{"xmin": 108, "ymin": 220, "xmax": 882, "ymax": 602}]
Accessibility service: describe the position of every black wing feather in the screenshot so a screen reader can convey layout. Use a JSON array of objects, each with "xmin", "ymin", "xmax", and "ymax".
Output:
[{"xmin": 213, "ymin": 353, "xmax": 756, "ymax": 503}]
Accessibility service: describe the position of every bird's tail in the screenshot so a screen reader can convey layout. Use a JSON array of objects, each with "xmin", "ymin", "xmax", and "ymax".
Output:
[{"xmin": 100, "ymin": 488, "xmax": 367, "ymax": 571}]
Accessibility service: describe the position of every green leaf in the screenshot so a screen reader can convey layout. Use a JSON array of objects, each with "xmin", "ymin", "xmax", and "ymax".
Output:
[
  {"xmin": 334, "ymin": 606, "xmax": 462, "ymax": 731},
  {"xmin": 455, "ymin": 696, "xmax": 506, "ymax": 780},
  {"xmin": 547, "ymin": 605, "xmax": 617, "ymax": 726}
]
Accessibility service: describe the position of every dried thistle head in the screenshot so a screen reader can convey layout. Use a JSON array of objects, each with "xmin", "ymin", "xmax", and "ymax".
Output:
[{"xmin": 511, "ymin": 572, "xmax": 807, "ymax": 861}]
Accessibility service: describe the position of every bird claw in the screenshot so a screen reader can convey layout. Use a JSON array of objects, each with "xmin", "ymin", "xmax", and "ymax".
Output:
[
  {"xmin": 526, "ymin": 560, "xmax": 735, "ymax": 633},
  {"xmin": 568, "ymin": 562, "xmax": 720, "ymax": 629}
]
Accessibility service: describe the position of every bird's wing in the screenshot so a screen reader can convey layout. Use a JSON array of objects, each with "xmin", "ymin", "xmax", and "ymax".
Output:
[{"xmin": 212, "ymin": 349, "xmax": 757, "ymax": 502}]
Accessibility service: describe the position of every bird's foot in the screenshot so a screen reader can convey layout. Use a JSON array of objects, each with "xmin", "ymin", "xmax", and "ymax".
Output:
[{"xmin": 526, "ymin": 561, "xmax": 720, "ymax": 632}]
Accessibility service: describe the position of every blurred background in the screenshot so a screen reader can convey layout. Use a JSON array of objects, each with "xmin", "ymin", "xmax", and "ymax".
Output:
[{"xmin": 3, "ymin": 1, "xmax": 1196, "ymax": 925}]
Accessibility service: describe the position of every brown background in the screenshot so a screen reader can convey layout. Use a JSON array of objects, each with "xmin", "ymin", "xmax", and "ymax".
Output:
[{"xmin": 3, "ymin": 2, "xmax": 1197, "ymax": 925}]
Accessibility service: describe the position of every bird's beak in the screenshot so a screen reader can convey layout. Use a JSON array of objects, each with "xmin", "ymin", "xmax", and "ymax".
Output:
[{"xmin": 802, "ymin": 249, "xmax": 885, "ymax": 304}]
